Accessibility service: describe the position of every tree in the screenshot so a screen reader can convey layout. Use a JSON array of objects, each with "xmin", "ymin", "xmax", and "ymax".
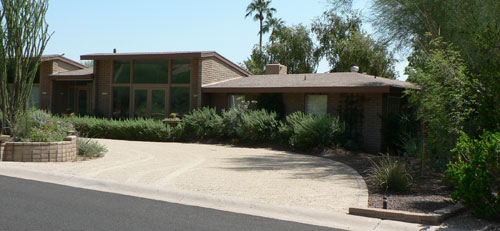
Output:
[
  {"xmin": 266, "ymin": 24, "xmax": 318, "ymax": 74},
  {"xmin": 245, "ymin": 0, "xmax": 276, "ymax": 51},
  {"xmin": 243, "ymin": 25, "xmax": 319, "ymax": 75},
  {"xmin": 242, "ymin": 45, "xmax": 269, "ymax": 75},
  {"xmin": 406, "ymin": 38, "xmax": 480, "ymax": 167},
  {"xmin": 262, "ymin": 17, "xmax": 285, "ymax": 44},
  {"xmin": 0, "ymin": 0, "xmax": 51, "ymax": 131},
  {"xmin": 371, "ymin": 0, "xmax": 500, "ymax": 138},
  {"xmin": 312, "ymin": 11, "xmax": 396, "ymax": 78}
]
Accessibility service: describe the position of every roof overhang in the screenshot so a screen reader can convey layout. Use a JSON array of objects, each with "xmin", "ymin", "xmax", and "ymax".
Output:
[
  {"xmin": 49, "ymin": 75, "xmax": 93, "ymax": 81},
  {"xmin": 202, "ymin": 86, "xmax": 393, "ymax": 94},
  {"xmin": 80, "ymin": 51, "xmax": 251, "ymax": 76}
]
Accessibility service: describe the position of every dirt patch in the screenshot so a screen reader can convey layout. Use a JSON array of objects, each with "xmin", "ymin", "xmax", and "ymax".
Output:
[{"xmin": 321, "ymin": 149, "xmax": 451, "ymax": 213}]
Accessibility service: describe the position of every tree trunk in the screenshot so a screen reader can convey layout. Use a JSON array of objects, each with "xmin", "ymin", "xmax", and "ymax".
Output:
[{"xmin": 259, "ymin": 18, "xmax": 263, "ymax": 52}]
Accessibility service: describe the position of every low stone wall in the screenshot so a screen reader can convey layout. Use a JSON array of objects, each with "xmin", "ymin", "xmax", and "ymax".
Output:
[{"xmin": 0, "ymin": 136, "xmax": 77, "ymax": 162}]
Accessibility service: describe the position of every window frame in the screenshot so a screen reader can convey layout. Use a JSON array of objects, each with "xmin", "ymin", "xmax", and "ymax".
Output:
[{"xmin": 110, "ymin": 58, "xmax": 192, "ymax": 118}]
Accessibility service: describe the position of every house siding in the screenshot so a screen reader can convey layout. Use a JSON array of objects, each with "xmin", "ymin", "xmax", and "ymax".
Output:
[{"xmin": 201, "ymin": 57, "xmax": 246, "ymax": 85}]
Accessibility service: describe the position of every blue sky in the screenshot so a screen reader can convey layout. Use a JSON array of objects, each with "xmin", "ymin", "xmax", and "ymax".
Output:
[{"xmin": 45, "ymin": 0, "xmax": 407, "ymax": 79}]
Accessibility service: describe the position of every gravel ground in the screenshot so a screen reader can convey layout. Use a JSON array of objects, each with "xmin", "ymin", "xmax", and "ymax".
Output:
[
  {"xmin": 321, "ymin": 148, "xmax": 500, "ymax": 229},
  {"xmin": 320, "ymin": 149, "xmax": 450, "ymax": 213}
]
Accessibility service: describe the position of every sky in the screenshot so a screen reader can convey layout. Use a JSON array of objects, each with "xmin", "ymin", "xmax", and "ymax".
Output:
[{"xmin": 44, "ymin": 0, "xmax": 408, "ymax": 79}]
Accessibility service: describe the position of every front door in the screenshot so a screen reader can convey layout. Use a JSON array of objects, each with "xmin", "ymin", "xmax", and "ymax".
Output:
[
  {"xmin": 132, "ymin": 88, "xmax": 167, "ymax": 118},
  {"xmin": 69, "ymin": 86, "xmax": 91, "ymax": 115}
]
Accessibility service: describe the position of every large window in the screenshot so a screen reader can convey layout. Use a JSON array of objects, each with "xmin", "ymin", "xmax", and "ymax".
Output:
[
  {"xmin": 113, "ymin": 60, "xmax": 131, "ymax": 83},
  {"xmin": 134, "ymin": 89, "xmax": 148, "ymax": 118},
  {"xmin": 171, "ymin": 59, "xmax": 190, "ymax": 84},
  {"xmin": 112, "ymin": 87, "xmax": 130, "ymax": 118},
  {"xmin": 151, "ymin": 90, "xmax": 166, "ymax": 118},
  {"xmin": 133, "ymin": 59, "xmax": 169, "ymax": 84},
  {"xmin": 305, "ymin": 95, "xmax": 327, "ymax": 115},
  {"xmin": 170, "ymin": 87, "xmax": 190, "ymax": 114}
]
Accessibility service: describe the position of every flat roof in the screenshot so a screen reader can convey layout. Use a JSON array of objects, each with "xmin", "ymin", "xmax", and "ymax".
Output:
[
  {"xmin": 81, "ymin": 51, "xmax": 251, "ymax": 76},
  {"xmin": 202, "ymin": 72, "xmax": 418, "ymax": 93}
]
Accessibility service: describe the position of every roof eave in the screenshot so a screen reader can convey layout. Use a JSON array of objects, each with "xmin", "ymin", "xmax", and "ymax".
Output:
[{"xmin": 202, "ymin": 86, "xmax": 392, "ymax": 93}]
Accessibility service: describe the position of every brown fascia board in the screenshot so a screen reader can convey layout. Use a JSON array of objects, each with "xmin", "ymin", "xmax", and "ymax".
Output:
[
  {"xmin": 80, "ymin": 51, "xmax": 251, "ymax": 77},
  {"xmin": 49, "ymin": 75, "xmax": 93, "ymax": 81},
  {"xmin": 80, "ymin": 51, "xmax": 209, "ymax": 60},
  {"xmin": 202, "ymin": 86, "xmax": 392, "ymax": 94}
]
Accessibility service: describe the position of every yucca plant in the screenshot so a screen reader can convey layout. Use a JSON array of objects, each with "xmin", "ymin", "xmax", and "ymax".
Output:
[{"xmin": 370, "ymin": 155, "xmax": 413, "ymax": 193}]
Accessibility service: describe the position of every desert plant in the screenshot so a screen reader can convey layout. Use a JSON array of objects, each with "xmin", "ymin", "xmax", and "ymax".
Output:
[
  {"xmin": 60, "ymin": 116, "xmax": 171, "ymax": 142},
  {"xmin": 181, "ymin": 107, "xmax": 223, "ymax": 139},
  {"xmin": 237, "ymin": 109, "xmax": 278, "ymax": 143},
  {"xmin": 12, "ymin": 110, "xmax": 72, "ymax": 142},
  {"xmin": 221, "ymin": 100, "xmax": 255, "ymax": 137},
  {"xmin": 279, "ymin": 112, "xmax": 345, "ymax": 151},
  {"xmin": 370, "ymin": 155, "xmax": 413, "ymax": 193},
  {"xmin": 77, "ymin": 138, "xmax": 107, "ymax": 158},
  {"xmin": 447, "ymin": 132, "xmax": 500, "ymax": 220}
]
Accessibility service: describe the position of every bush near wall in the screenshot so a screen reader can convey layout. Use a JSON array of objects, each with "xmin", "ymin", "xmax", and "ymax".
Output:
[
  {"xmin": 61, "ymin": 116, "xmax": 171, "ymax": 142},
  {"xmin": 236, "ymin": 109, "xmax": 279, "ymax": 143},
  {"xmin": 62, "ymin": 107, "xmax": 349, "ymax": 152},
  {"xmin": 279, "ymin": 112, "xmax": 346, "ymax": 151}
]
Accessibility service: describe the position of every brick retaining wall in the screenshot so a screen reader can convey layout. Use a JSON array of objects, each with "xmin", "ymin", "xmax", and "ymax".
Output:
[{"xmin": 0, "ymin": 136, "xmax": 77, "ymax": 162}]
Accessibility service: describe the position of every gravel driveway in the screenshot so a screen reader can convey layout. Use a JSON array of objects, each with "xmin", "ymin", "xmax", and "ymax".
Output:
[{"xmin": 0, "ymin": 139, "xmax": 368, "ymax": 213}]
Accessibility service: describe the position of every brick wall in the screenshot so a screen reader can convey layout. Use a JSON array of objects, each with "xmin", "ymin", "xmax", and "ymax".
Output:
[
  {"xmin": 362, "ymin": 94, "xmax": 383, "ymax": 153},
  {"xmin": 201, "ymin": 57, "xmax": 246, "ymax": 85},
  {"xmin": 1, "ymin": 136, "xmax": 77, "ymax": 162},
  {"xmin": 191, "ymin": 58, "xmax": 201, "ymax": 109},
  {"xmin": 39, "ymin": 61, "xmax": 53, "ymax": 110},
  {"xmin": 94, "ymin": 60, "xmax": 113, "ymax": 116},
  {"xmin": 283, "ymin": 93, "xmax": 305, "ymax": 115}
]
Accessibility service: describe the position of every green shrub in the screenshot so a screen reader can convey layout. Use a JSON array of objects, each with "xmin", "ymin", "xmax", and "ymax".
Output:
[
  {"xmin": 279, "ymin": 112, "xmax": 345, "ymax": 151},
  {"xmin": 77, "ymin": 138, "xmax": 108, "ymax": 158},
  {"xmin": 370, "ymin": 155, "xmax": 413, "ymax": 193},
  {"xmin": 447, "ymin": 132, "xmax": 500, "ymax": 220},
  {"xmin": 61, "ymin": 116, "xmax": 171, "ymax": 142},
  {"xmin": 237, "ymin": 109, "xmax": 278, "ymax": 143},
  {"xmin": 180, "ymin": 107, "xmax": 223, "ymax": 139},
  {"xmin": 221, "ymin": 101, "xmax": 253, "ymax": 138},
  {"xmin": 12, "ymin": 110, "xmax": 72, "ymax": 142}
]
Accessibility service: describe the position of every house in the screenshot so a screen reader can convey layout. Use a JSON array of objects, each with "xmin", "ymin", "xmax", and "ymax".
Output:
[
  {"xmin": 24, "ymin": 55, "xmax": 89, "ymax": 112},
  {"xmin": 34, "ymin": 51, "xmax": 416, "ymax": 152}
]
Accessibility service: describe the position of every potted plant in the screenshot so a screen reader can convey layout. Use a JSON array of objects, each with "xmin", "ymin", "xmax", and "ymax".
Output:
[{"xmin": 163, "ymin": 113, "xmax": 181, "ymax": 127}]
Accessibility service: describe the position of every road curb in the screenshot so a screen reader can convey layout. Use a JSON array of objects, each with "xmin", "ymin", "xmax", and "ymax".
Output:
[
  {"xmin": 0, "ymin": 165, "xmax": 430, "ymax": 230},
  {"xmin": 349, "ymin": 204, "xmax": 465, "ymax": 225}
]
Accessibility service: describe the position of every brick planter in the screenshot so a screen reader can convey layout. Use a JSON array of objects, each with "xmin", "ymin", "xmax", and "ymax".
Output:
[{"xmin": 0, "ymin": 136, "xmax": 77, "ymax": 162}]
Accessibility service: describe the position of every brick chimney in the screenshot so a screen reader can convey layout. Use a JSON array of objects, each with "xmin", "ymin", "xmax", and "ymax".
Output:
[{"xmin": 265, "ymin": 63, "xmax": 287, "ymax": 75}]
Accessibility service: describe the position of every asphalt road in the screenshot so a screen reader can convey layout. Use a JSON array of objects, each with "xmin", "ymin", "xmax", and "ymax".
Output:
[{"xmin": 0, "ymin": 175, "xmax": 340, "ymax": 231}]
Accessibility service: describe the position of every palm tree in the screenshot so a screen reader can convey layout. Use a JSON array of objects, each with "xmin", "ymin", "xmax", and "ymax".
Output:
[
  {"xmin": 262, "ymin": 17, "xmax": 285, "ymax": 44},
  {"xmin": 245, "ymin": 0, "xmax": 276, "ymax": 51}
]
